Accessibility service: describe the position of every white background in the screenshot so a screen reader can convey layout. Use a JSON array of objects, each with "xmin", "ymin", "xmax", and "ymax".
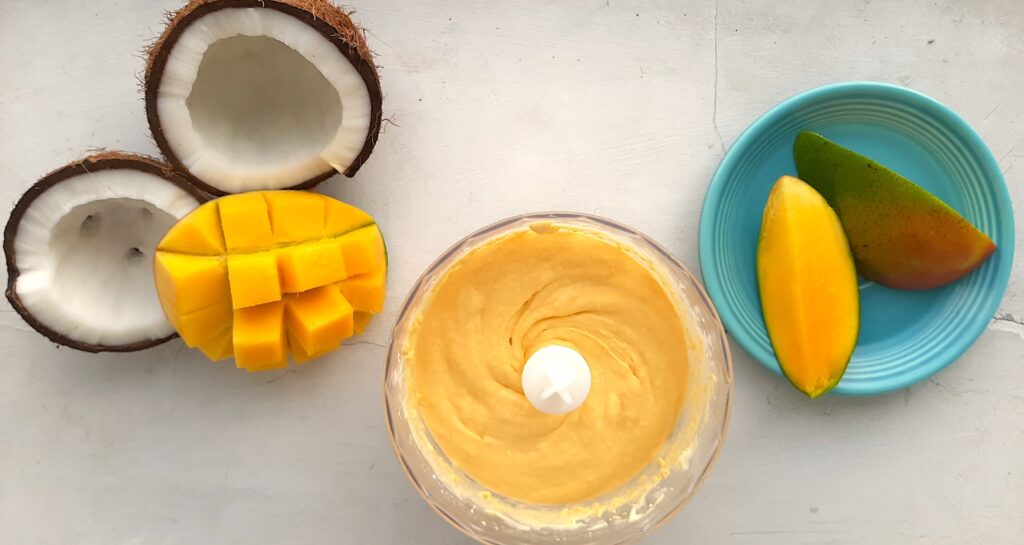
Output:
[{"xmin": 1, "ymin": 1, "xmax": 1022, "ymax": 544}]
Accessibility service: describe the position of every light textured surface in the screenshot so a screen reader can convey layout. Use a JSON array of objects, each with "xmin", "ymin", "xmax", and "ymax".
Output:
[{"xmin": 1, "ymin": 1, "xmax": 1021, "ymax": 544}]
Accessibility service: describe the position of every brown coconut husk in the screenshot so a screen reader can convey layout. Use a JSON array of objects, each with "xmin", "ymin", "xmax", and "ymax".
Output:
[
  {"xmin": 3, "ymin": 152, "xmax": 207, "ymax": 353},
  {"xmin": 144, "ymin": 0, "xmax": 384, "ymax": 195}
]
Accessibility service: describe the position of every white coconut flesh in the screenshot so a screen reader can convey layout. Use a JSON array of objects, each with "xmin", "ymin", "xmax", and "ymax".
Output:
[
  {"xmin": 12, "ymin": 170, "xmax": 200, "ymax": 347},
  {"xmin": 157, "ymin": 8, "xmax": 372, "ymax": 193}
]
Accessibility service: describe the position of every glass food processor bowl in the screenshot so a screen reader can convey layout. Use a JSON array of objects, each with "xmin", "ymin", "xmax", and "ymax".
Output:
[{"xmin": 384, "ymin": 213, "xmax": 733, "ymax": 545}]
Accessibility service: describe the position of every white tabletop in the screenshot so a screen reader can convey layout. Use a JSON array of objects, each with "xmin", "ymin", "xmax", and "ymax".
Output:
[{"xmin": 1, "ymin": 1, "xmax": 1022, "ymax": 543}]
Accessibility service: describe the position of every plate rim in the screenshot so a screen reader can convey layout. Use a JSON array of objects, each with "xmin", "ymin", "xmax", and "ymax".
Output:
[{"xmin": 698, "ymin": 80, "xmax": 1016, "ymax": 396}]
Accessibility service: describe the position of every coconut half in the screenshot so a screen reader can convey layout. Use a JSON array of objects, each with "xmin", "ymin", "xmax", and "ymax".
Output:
[
  {"xmin": 4, "ymin": 153, "xmax": 206, "ymax": 352},
  {"xmin": 145, "ymin": 0, "xmax": 384, "ymax": 195}
]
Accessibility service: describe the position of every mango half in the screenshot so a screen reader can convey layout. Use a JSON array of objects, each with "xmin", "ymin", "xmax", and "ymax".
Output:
[
  {"xmin": 794, "ymin": 132, "xmax": 996, "ymax": 290},
  {"xmin": 153, "ymin": 191, "xmax": 386, "ymax": 371},
  {"xmin": 757, "ymin": 176, "xmax": 859, "ymax": 398}
]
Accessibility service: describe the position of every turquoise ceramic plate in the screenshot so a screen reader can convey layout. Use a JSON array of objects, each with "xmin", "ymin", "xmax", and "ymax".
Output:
[{"xmin": 699, "ymin": 82, "xmax": 1014, "ymax": 395}]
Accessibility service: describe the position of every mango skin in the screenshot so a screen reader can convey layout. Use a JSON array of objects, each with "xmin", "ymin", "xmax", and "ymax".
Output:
[
  {"xmin": 794, "ymin": 132, "xmax": 996, "ymax": 290},
  {"xmin": 757, "ymin": 176, "xmax": 860, "ymax": 398}
]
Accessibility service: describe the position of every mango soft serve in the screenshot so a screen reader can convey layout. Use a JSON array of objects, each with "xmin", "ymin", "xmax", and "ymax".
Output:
[{"xmin": 403, "ymin": 223, "xmax": 689, "ymax": 504}]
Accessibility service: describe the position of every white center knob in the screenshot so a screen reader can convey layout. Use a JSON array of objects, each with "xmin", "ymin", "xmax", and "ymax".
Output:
[{"xmin": 521, "ymin": 345, "xmax": 592, "ymax": 415}]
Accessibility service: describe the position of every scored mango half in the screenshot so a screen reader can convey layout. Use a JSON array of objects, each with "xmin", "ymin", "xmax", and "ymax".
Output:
[{"xmin": 153, "ymin": 191, "xmax": 386, "ymax": 371}]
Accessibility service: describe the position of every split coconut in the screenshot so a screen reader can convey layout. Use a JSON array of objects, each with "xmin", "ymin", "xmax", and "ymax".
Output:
[
  {"xmin": 145, "ymin": 0, "xmax": 384, "ymax": 195},
  {"xmin": 4, "ymin": 153, "xmax": 206, "ymax": 352}
]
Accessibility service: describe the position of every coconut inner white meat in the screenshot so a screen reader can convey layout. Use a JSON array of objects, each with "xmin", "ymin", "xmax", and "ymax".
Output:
[
  {"xmin": 157, "ymin": 8, "xmax": 373, "ymax": 193},
  {"xmin": 186, "ymin": 35, "xmax": 342, "ymax": 172},
  {"xmin": 12, "ymin": 170, "xmax": 200, "ymax": 347}
]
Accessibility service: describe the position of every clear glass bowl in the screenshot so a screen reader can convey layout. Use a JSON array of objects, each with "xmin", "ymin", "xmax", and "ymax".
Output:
[{"xmin": 384, "ymin": 213, "xmax": 733, "ymax": 545}]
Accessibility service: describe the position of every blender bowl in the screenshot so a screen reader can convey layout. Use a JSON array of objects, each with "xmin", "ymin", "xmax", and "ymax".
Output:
[{"xmin": 384, "ymin": 213, "xmax": 732, "ymax": 545}]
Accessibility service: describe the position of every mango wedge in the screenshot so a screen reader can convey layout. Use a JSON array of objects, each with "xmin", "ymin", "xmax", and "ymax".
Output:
[
  {"xmin": 757, "ymin": 176, "xmax": 860, "ymax": 398},
  {"xmin": 153, "ymin": 191, "xmax": 387, "ymax": 370},
  {"xmin": 794, "ymin": 132, "xmax": 996, "ymax": 290}
]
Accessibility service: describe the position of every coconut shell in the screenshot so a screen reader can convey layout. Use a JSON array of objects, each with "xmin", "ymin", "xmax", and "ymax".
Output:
[
  {"xmin": 144, "ymin": 0, "xmax": 385, "ymax": 195},
  {"xmin": 4, "ymin": 152, "xmax": 208, "ymax": 353}
]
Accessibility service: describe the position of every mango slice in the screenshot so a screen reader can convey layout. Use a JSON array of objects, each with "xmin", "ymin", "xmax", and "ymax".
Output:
[
  {"xmin": 794, "ymin": 132, "xmax": 996, "ymax": 290},
  {"xmin": 153, "ymin": 191, "xmax": 386, "ymax": 371},
  {"xmin": 757, "ymin": 176, "xmax": 860, "ymax": 398}
]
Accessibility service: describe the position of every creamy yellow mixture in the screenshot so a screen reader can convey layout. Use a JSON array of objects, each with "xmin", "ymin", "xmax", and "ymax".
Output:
[{"xmin": 404, "ymin": 224, "xmax": 689, "ymax": 504}]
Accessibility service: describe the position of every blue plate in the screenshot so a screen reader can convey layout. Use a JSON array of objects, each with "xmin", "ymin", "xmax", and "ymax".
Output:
[{"xmin": 698, "ymin": 82, "xmax": 1015, "ymax": 395}]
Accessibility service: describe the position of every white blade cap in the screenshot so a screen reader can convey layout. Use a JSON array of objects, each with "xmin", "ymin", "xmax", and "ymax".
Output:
[{"xmin": 521, "ymin": 345, "xmax": 592, "ymax": 415}]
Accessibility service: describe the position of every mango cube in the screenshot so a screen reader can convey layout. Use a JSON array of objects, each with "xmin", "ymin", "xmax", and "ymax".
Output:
[
  {"xmin": 219, "ymin": 193, "xmax": 272, "ymax": 251},
  {"xmin": 246, "ymin": 356, "xmax": 289, "ymax": 373},
  {"xmin": 174, "ymin": 301, "xmax": 234, "ymax": 347},
  {"xmin": 284, "ymin": 286, "xmax": 354, "ymax": 355},
  {"xmin": 277, "ymin": 239, "xmax": 346, "ymax": 293},
  {"xmin": 197, "ymin": 328, "xmax": 233, "ymax": 361},
  {"xmin": 154, "ymin": 252, "xmax": 230, "ymax": 315},
  {"xmin": 324, "ymin": 199, "xmax": 374, "ymax": 236},
  {"xmin": 158, "ymin": 202, "xmax": 226, "ymax": 255},
  {"xmin": 265, "ymin": 191, "xmax": 325, "ymax": 243},
  {"xmin": 353, "ymin": 311, "xmax": 374, "ymax": 335},
  {"xmin": 287, "ymin": 331, "xmax": 331, "ymax": 364},
  {"xmin": 233, "ymin": 301, "xmax": 286, "ymax": 368},
  {"xmin": 338, "ymin": 267, "xmax": 386, "ymax": 313},
  {"xmin": 339, "ymin": 226, "xmax": 385, "ymax": 276},
  {"xmin": 227, "ymin": 253, "xmax": 282, "ymax": 309}
]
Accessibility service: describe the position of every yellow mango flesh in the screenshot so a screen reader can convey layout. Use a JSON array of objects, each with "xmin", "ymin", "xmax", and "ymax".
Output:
[
  {"xmin": 353, "ymin": 312, "xmax": 373, "ymax": 335},
  {"xmin": 226, "ymin": 253, "xmax": 282, "ymax": 309},
  {"xmin": 278, "ymin": 238, "xmax": 347, "ymax": 293},
  {"xmin": 219, "ymin": 193, "xmax": 274, "ymax": 251},
  {"xmin": 757, "ymin": 176, "xmax": 859, "ymax": 398},
  {"xmin": 197, "ymin": 328, "xmax": 233, "ymax": 362},
  {"xmin": 233, "ymin": 301, "xmax": 287, "ymax": 367},
  {"xmin": 153, "ymin": 191, "xmax": 387, "ymax": 371},
  {"xmin": 159, "ymin": 202, "xmax": 226, "ymax": 255},
  {"xmin": 285, "ymin": 286, "xmax": 354, "ymax": 355},
  {"xmin": 265, "ymin": 191, "xmax": 325, "ymax": 243},
  {"xmin": 324, "ymin": 199, "xmax": 374, "ymax": 236},
  {"xmin": 168, "ymin": 300, "xmax": 233, "ymax": 348},
  {"xmin": 154, "ymin": 254, "xmax": 230, "ymax": 315},
  {"xmin": 287, "ymin": 331, "xmax": 334, "ymax": 364},
  {"xmin": 339, "ymin": 226, "xmax": 385, "ymax": 276},
  {"xmin": 338, "ymin": 267, "xmax": 386, "ymax": 313}
]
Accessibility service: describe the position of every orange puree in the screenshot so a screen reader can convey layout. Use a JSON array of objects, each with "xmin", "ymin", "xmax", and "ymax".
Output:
[{"xmin": 404, "ymin": 224, "xmax": 689, "ymax": 504}]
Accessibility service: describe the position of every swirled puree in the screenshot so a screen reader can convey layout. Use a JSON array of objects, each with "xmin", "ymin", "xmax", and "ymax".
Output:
[{"xmin": 404, "ymin": 222, "xmax": 689, "ymax": 504}]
